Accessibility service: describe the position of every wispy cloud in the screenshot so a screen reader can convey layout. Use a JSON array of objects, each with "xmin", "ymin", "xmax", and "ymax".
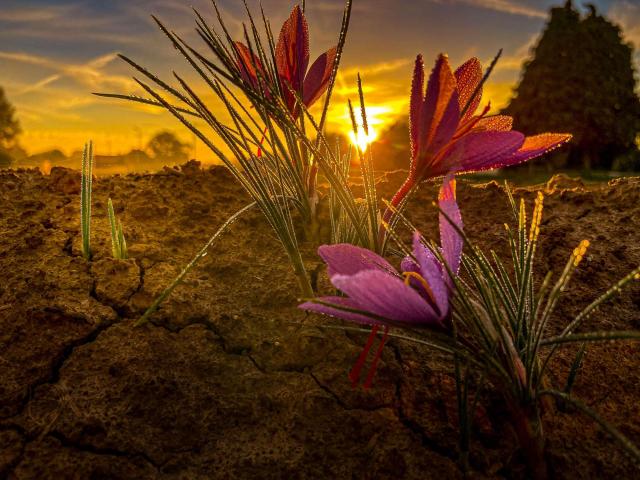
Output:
[
  {"xmin": 1, "ymin": 51, "xmax": 132, "ymax": 96},
  {"xmin": 0, "ymin": 51, "xmax": 57, "ymax": 67},
  {"xmin": 429, "ymin": 0, "xmax": 546, "ymax": 19},
  {"xmin": 0, "ymin": 2, "xmax": 150, "ymax": 46},
  {"xmin": 0, "ymin": 4, "xmax": 75, "ymax": 23},
  {"xmin": 340, "ymin": 58, "xmax": 412, "ymax": 78}
]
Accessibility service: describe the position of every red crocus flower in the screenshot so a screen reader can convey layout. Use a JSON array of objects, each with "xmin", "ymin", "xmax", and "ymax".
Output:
[
  {"xmin": 382, "ymin": 54, "xmax": 572, "ymax": 233},
  {"xmin": 234, "ymin": 5, "xmax": 336, "ymax": 118}
]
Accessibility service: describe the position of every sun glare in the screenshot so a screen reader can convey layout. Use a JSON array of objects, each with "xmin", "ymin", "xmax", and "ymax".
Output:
[
  {"xmin": 344, "ymin": 105, "xmax": 390, "ymax": 152},
  {"xmin": 349, "ymin": 126, "xmax": 377, "ymax": 152}
]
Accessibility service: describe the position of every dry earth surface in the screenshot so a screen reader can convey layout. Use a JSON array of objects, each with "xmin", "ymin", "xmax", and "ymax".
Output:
[{"xmin": 0, "ymin": 162, "xmax": 639, "ymax": 479}]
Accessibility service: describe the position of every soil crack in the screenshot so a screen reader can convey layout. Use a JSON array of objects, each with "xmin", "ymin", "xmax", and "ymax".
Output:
[
  {"xmin": 5, "ymin": 319, "xmax": 118, "ymax": 422},
  {"xmin": 308, "ymin": 372, "xmax": 394, "ymax": 412},
  {"xmin": 388, "ymin": 342, "xmax": 459, "ymax": 464},
  {"xmin": 47, "ymin": 430, "xmax": 161, "ymax": 471}
]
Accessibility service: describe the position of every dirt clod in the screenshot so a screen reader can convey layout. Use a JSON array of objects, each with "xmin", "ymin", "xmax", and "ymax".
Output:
[{"xmin": 48, "ymin": 167, "xmax": 82, "ymax": 195}]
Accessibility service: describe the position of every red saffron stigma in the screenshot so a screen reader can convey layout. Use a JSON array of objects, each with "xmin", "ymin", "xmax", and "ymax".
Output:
[
  {"xmin": 349, "ymin": 325, "xmax": 379, "ymax": 387},
  {"xmin": 363, "ymin": 326, "xmax": 390, "ymax": 389}
]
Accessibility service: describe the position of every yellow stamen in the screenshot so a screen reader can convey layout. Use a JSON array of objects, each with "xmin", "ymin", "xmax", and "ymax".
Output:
[
  {"xmin": 529, "ymin": 191, "xmax": 544, "ymax": 243},
  {"xmin": 403, "ymin": 271, "xmax": 437, "ymax": 305},
  {"xmin": 572, "ymin": 239, "xmax": 590, "ymax": 267}
]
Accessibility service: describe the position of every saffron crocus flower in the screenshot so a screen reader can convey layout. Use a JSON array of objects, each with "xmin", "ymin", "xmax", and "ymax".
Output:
[
  {"xmin": 234, "ymin": 5, "xmax": 336, "ymax": 117},
  {"xmin": 301, "ymin": 177, "xmax": 463, "ymax": 388},
  {"xmin": 382, "ymin": 54, "xmax": 571, "ymax": 235}
]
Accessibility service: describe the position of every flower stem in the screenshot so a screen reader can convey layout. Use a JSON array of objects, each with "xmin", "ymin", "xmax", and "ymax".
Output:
[
  {"xmin": 378, "ymin": 175, "xmax": 415, "ymax": 246},
  {"xmin": 287, "ymin": 242, "xmax": 314, "ymax": 297},
  {"xmin": 308, "ymin": 163, "xmax": 319, "ymax": 209},
  {"xmin": 294, "ymin": 264, "xmax": 314, "ymax": 298},
  {"xmin": 509, "ymin": 402, "xmax": 548, "ymax": 480}
]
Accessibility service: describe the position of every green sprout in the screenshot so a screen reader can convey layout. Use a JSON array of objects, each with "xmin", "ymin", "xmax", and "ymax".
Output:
[
  {"xmin": 80, "ymin": 141, "xmax": 94, "ymax": 260},
  {"xmin": 107, "ymin": 198, "xmax": 128, "ymax": 260}
]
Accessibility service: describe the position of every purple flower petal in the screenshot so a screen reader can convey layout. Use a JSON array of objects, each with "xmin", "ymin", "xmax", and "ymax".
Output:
[
  {"xmin": 418, "ymin": 54, "xmax": 457, "ymax": 158},
  {"xmin": 427, "ymin": 90, "xmax": 460, "ymax": 158},
  {"xmin": 409, "ymin": 54, "xmax": 425, "ymax": 165},
  {"xmin": 506, "ymin": 133, "xmax": 572, "ymax": 165},
  {"xmin": 299, "ymin": 296, "xmax": 384, "ymax": 326},
  {"xmin": 276, "ymin": 5, "xmax": 310, "ymax": 92},
  {"xmin": 332, "ymin": 270, "xmax": 440, "ymax": 325},
  {"xmin": 474, "ymin": 115, "xmax": 513, "ymax": 132},
  {"xmin": 400, "ymin": 255, "xmax": 419, "ymax": 274},
  {"xmin": 234, "ymin": 42, "xmax": 264, "ymax": 90},
  {"xmin": 440, "ymin": 130, "xmax": 525, "ymax": 173},
  {"xmin": 454, "ymin": 57, "xmax": 482, "ymax": 121},
  {"xmin": 276, "ymin": 5, "xmax": 310, "ymax": 113},
  {"xmin": 318, "ymin": 244, "xmax": 395, "ymax": 278},
  {"xmin": 411, "ymin": 232, "xmax": 449, "ymax": 316},
  {"xmin": 302, "ymin": 47, "xmax": 336, "ymax": 107},
  {"xmin": 438, "ymin": 177, "xmax": 463, "ymax": 279}
]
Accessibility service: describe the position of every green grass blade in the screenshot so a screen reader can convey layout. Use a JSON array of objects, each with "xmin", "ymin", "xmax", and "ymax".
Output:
[
  {"xmin": 136, "ymin": 201, "xmax": 258, "ymax": 326},
  {"xmin": 107, "ymin": 198, "xmax": 118, "ymax": 258}
]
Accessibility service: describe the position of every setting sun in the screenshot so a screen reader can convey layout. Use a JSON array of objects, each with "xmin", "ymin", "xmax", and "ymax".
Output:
[
  {"xmin": 343, "ymin": 105, "xmax": 391, "ymax": 152},
  {"xmin": 348, "ymin": 125, "xmax": 377, "ymax": 152}
]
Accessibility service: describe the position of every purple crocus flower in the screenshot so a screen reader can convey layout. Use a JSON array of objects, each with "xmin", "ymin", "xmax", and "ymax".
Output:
[
  {"xmin": 234, "ymin": 5, "xmax": 336, "ymax": 118},
  {"xmin": 379, "ymin": 54, "xmax": 572, "ymax": 244},
  {"xmin": 300, "ymin": 177, "xmax": 463, "ymax": 388}
]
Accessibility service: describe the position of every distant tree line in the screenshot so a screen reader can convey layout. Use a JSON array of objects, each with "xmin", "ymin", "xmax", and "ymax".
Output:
[
  {"xmin": 0, "ymin": 83, "xmax": 191, "ymax": 168},
  {"xmin": 17, "ymin": 130, "xmax": 191, "ymax": 168}
]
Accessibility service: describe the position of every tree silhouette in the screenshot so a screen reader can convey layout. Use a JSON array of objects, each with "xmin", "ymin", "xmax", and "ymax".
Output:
[
  {"xmin": 146, "ymin": 131, "xmax": 190, "ymax": 163},
  {"xmin": 0, "ymin": 87, "xmax": 21, "ymax": 167},
  {"xmin": 0, "ymin": 87, "xmax": 20, "ymax": 148},
  {"xmin": 504, "ymin": 1, "xmax": 640, "ymax": 169}
]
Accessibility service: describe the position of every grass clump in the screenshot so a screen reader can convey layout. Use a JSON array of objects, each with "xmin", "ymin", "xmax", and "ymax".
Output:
[
  {"xmin": 303, "ymin": 183, "xmax": 640, "ymax": 478},
  {"xmin": 98, "ymin": 1, "xmax": 358, "ymax": 320},
  {"xmin": 445, "ymin": 187, "xmax": 640, "ymax": 476}
]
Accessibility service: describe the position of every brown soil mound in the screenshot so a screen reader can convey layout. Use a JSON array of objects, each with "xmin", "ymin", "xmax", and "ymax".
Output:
[{"xmin": 0, "ymin": 164, "xmax": 639, "ymax": 479}]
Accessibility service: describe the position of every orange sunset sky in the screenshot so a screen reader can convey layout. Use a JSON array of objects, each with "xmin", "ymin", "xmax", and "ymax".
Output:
[{"xmin": 1, "ymin": 0, "xmax": 639, "ymax": 159}]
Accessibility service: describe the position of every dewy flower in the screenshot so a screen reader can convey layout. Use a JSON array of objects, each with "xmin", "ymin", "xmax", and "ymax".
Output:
[
  {"xmin": 300, "ymin": 177, "xmax": 463, "ymax": 388},
  {"xmin": 234, "ymin": 5, "xmax": 336, "ymax": 117},
  {"xmin": 382, "ymin": 54, "xmax": 572, "ymax": 232}
]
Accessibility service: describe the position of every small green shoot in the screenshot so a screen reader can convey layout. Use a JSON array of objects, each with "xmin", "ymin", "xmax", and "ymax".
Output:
[
  {"xmin": 80, "ymin": 141, "xmax": 94, "ymax": 260},
  {"xmin": 107, "ymin": 198, "xmax": 128, "ymax": 260}
]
